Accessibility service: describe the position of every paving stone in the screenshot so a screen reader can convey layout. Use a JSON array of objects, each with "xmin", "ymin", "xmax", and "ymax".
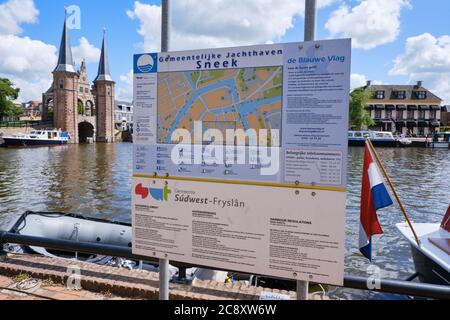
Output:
[{"xmin": 0, "ymin": 253, "xmax": 329, "ymax": 300}]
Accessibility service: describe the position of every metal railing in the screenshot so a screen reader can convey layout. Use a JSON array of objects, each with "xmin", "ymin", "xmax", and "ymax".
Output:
[
  {"xmin": 0, "ymin": 120, "xmax": 53, "ymax": 128},
  {"xmin": 0, "ymin": 231, "xmax": 449, "ymax": 300}
]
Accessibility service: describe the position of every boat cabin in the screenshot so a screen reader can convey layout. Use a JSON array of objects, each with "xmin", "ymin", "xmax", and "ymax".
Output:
[{"xmin": 348, "ymin": 131, "xmax": 395, "ymax": 141}]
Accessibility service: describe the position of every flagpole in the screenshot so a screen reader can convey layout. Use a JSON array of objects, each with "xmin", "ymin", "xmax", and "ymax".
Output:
[
  {"xmin": 159, "ymin": 0, "xmax": 171, "ymax": 301},
  {"xmin": 365, "ymin": 139, "xmax": 421, "ymax": 246}
]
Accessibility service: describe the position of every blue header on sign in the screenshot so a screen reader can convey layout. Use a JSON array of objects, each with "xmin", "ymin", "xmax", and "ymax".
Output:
[{"xmin": 134, "ymin": 53, "xmax": 158, "ymax": 74}]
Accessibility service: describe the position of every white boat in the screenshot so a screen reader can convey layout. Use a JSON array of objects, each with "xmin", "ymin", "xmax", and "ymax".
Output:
[
  {"xmin": 2, "ymin": 129, "xmax": 70, "ymax": 147},
  {"xmin": 426, "ymin": 133, "xmax": 450, "ymax": 149},
  {"xmin": 396, "ymin": 206, "xmax": 450, "ymax": 285},
  {"xmin": 349, "ymin": 130, "xmax": 412, "ymax": 147},
  {"xmin": 394, "ymin": 134, "xmax": 413, "ymax": 146}
]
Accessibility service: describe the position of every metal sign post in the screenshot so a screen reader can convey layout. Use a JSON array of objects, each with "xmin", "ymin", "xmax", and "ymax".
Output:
[
  {"xmin": 159, "ymin": 257, "xmax": 170, "ymax": 300},
  {"xmin": 296, "ymin": 280, "xmax": 309, "ymax": 300},
  {"xmin": 297, "ymin": 0, "xmax": 317, "ymax": 300},
  {"xmin": 159, "ymin": 0, "xmax": 170, "ymax": 301},
  {"xmin": 161, "ymin": 0, "xmax": 170, "ymax": 53},
  {"xmin": 304, "ymin": 0, "xmax": 317, "ymax": 42}
]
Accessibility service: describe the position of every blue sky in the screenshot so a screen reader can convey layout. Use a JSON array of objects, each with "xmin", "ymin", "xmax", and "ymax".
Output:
[{"xmin": 0, "ymin": 0, "xmax": 449, "ymax": 103}]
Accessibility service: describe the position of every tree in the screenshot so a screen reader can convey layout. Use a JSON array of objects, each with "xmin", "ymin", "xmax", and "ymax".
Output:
[
  {"xmin": 77, "ymin": 100, "xmax": 84, "ymax": 115},
  {"xmin": 0, "ymin": 78, "xmax": 22, "ymax": 118},
  {"xmin": 349, "ymin": 87, "xmax": 374, "ymax": 130}
]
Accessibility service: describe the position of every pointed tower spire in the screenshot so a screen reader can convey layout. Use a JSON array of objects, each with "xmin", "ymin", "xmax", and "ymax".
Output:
[
  {"xmin": 95, "ymin": 28, "xmax": 113, "ymax": 82},
  {"xmin": 54, "ymin": 9, "xmax": 76, "ymax": 73},
  {"xmin": 80, "ymin": 59, "xmax": 86, "ymax": 73}
]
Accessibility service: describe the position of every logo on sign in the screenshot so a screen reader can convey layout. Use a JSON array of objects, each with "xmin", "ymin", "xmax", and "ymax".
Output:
[
  {"xmin": 135, "ymin": 54, "xmax": 157, "ymax": 73},
  {"xmin": 135, "ymin": 183, "xmax": 171, "ymax": 201}
]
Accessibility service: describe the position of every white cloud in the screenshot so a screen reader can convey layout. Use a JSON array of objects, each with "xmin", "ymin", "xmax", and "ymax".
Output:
[
  {"xmin": 6, "ymin": 76, "xmax": 52, "ymax": 102},
  {"xmin": 72, "ymin": 37, "xmax": 101, "ymax": 65},
  {"xmin": 0, "ymin": 35, "xmax": 57, "ymax": 79},
  {"xmin": 126, "ymin": 2, "xmax": 161, "ymax": 52},
  {"xmin": 350, "ymin": 73, "xmax": 383, "ymax": 91},
  {"xmin": 351, "ymin": 73, "xmax": 369, "ymax": 90},
  {"xmin": 120, "ymin": 69, "xmax": 133, "ymax": 85},
  {"xmin": 127, "ymin": 0, "xmax": 337, "ymax": 51},
  {"xmin": 0, "ymin": 34, "xmax": 57, "ymax": 102},
  {"xmin": 117, "ymin": 69, "xmax": 133, "ymax": 102},
  {"xmin": 0, "ymin": 0, "xmax": 56, "ymax": 102},
  {"xmin": 325, "ymin": 0, "xmax": 411, "ymax": 50},
  {"xmin": 0, "ymin": 0, "xmax": 39, "ymax": 35},
  {"xmin": 390, "ymin": 33, "xmax": 450, "ymax": 103},
  {"xmin": 122, "ymin": 0, "xmax": 338, "ymax": 101}
]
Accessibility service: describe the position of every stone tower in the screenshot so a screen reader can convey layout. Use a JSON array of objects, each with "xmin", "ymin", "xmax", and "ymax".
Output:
[
  {"xmin": 94, "ymin": 31, "xmax": 115, "ymax": 143},
  {"xmin": 52, "ymin": 14, "xmax": 79, "ymax": 143},
  {"xmin": 46, "ymin": 15, "xmax": 115, "ymax": 144}
]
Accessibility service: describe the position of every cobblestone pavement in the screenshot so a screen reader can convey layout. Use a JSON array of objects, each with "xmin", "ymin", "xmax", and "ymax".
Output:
[{"xmin": 0, "ymin": 274, "xmax": 124, "ymax": 300}]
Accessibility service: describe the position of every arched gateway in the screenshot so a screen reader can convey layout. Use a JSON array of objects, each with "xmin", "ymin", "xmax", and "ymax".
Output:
[{"xmin": 78, "ymin": 121, "xmax": 95, "ymax": 143}]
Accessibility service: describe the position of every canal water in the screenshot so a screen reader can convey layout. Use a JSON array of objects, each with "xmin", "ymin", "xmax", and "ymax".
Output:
[{"xmin": 0, "ymin": 143, "xmax": 449, "ymax": 299}]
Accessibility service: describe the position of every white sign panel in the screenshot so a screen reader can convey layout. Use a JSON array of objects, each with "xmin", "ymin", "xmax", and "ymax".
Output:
[
  {"xmin": 260, "ymin": 292, "xmax": 291, "ymax": 300},
  {"xmin": 132, "ymin": 177, "xmax": 346, "ymax": 285},
  {"xmin": 132, "ymin": 39, "xmax": 351, "ymax": 286}
]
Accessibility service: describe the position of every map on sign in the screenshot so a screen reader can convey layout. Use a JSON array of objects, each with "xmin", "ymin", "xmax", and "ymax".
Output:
[{"xmin": 157, "ymin": 67, "xmax": 283, "ymax": 145}]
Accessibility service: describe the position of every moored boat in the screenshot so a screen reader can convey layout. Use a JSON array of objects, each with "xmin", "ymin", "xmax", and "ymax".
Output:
[
  {"xmin": 349, "ymin": 130, "xmax": 412, "ymax": 147},
  {"xmin": 2, "ymin": 129, "xmax": 70, "ymax": 147},
  {"xmin": 426, "ymin": 133, "xmax": 450, "ymax": 149},
  {"xmin": 396, "ymin": 206, "xmax": 450, "ymax": 285}
]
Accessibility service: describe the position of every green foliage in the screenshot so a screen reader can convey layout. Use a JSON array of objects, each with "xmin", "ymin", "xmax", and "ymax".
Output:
[
  {"xmin": 349, "ymin": 87, "xmax": 375, "ymax": 130},
  {"xmin": 77, "ymin": 100, "xmax": 84, "ymax": 115},
  {"xmin": 0, "ymin": 78, "xmax": 21, "ymax": 118},
  {"xmin": 263, "ymin": 86, "xmax": 282, "ymax": 99},
  {"xmin": 47, "ymin": 108, "xmax": 54, "ymax": 120},
  {"xmin": 190, "ymin": 71, "xmax": 200, "ymax": 85}
]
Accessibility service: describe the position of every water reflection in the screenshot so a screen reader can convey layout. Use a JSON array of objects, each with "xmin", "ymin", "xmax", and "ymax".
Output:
[
  {"xmin": 0, "ymin": 144, "xmax": 132, "ymax": 227},
  {"xmin": 0, "ymin": 144, "xmax": 448, "ymax": 299}
]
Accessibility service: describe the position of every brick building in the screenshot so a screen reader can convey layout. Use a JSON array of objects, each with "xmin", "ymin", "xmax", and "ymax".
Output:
[
  {"xmin": 20, "ymin": 101, "xmax": 42, "ymax": 120},
  {"xmin": 115, "ymin": 100, "xmax": 133, "ymax": 124},
  {"xmin": 363, "ymin": 81, "xmax": 442, "ymax": 137},
  {"xmin": 42, "ymin": 16, "xmax": 115, "ymax": 143},
  {"xmin": 441, "ymin": 106, "xmax": 450, "ymax": 131}
]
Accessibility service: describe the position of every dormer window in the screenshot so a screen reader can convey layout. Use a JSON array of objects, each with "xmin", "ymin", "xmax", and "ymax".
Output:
[
  {"xmin": 417, "ymin": 91, "xmax": 427, "ymax": 99},
  {"xmin": 394, "ymin": 91, "xmax": 406, "ymax": 99},
  {"xmin": 376, "ymin": 91, "xmax": 385, "ymax": 99}
]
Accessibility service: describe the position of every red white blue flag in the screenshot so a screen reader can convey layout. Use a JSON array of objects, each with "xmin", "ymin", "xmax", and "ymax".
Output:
[{"xmin": 359, "ymin": 142, "xmax": 394, "ymax": 261}]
